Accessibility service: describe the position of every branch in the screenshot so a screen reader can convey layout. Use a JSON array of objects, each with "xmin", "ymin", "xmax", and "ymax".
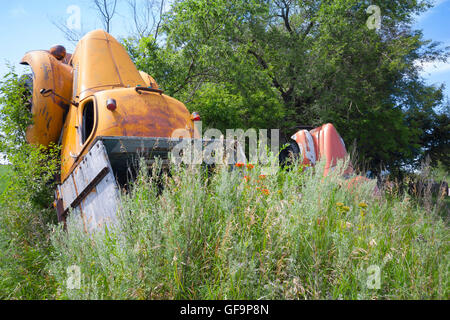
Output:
[
  {"xmin": 93, "ymin": 0, "xmax": 118, "ymax": 33},
  {"xmin": 51, "ymin": 17, "xmax": 84, "ymax": 44},
  {"xmin": 274, "ymin": 0, "xmax": 294, "ymax": 34},
  {"xmin": 171, "ymin": 58, "xmax": 196, "ymax": 94},
  {"xmin": 126, "ymin": 0, "xmax": 165, "ymax": 39},
  {"xmin": 247, "ymin": 49, "xmax": 288, "ymax": 100},
  {"xmin": 154, "ymin": 0, "xmax": 165, "ymax": 40},
  {"xmin": 281, "ymin": 5, "xmax": 293, "ymax": 34},
  {"xmin": 301, "ymin": 21, "xmax": 314, "ymax": 41}
]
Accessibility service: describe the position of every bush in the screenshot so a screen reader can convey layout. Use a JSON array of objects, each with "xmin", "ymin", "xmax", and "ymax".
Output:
[{"xmin": 0, "ymin": 67, "xmax": 60, "ymax": 299}]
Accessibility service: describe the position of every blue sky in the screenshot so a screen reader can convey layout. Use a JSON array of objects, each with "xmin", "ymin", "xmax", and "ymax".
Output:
[
  {"xmin": 0, "ymin": 0, "xmax": 449, "ymax": 98},
  {"xmin": 0, "ymin": 0, "xmax": 135, "ymax": 77},
  {"xmin": 413, "ymin": 0, "xmax": 450, "ymax": 100}
]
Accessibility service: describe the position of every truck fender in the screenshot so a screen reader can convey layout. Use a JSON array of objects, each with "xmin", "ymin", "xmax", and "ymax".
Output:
[{"xmin": 20, "ymin": 50, "xmax": 73, "ymax": 146}]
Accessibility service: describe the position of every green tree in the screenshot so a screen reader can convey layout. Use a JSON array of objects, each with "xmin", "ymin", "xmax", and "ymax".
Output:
[
  {"xmin": 125, "ymin": 0, "xmax": 448, "ymax": 176},
  {"xmin": 411, "ymin": 101, "xmax": 450, "ymax": 170}
]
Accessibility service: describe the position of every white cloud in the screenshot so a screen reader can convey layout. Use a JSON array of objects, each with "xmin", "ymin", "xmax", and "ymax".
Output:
[
  {"xmin": 416, "ymin": 60, "xmax": 450, "ymax": 75},
  {"xmin": 414, "ymin": 0, "xmax": 449, "ymax": 23},
  {"xmin": 9, "ymin": 5, "xmax": 28, "ymax": 18},
  {"xmin": 434, "ymin": 0, "xmax": 449, "ymax": 6}
]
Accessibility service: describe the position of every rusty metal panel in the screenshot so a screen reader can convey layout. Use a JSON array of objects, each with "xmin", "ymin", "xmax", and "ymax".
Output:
[
  {"xmin": 67, "ymin": 206, "xmax": 86, "ymax": 233},
  {"xmin": 20, "ymin": 50, "xmax": 73, "ymax": 146},
  {"xmin": 58, "ymin": 31, "xmax": 194, "ymax": 182},
  {"xmin": 139, "ymin": 71, "xmax": 159, "ymax": 89},
  {"xmin": 70, "ymin": 29, "xmax": 145, "ymax": 101}
]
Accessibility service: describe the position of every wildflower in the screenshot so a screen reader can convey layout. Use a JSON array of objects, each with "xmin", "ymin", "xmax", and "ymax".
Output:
[
  {"xmin": 259, "ymin": 174, "xmax": 266, "ymax": 180},
  {"xmin": 235, "ymin": 162, "xmax": 245, "ymax": 168},
  {"xmin": 342, "ymin": 206, "xmax": 350, "ymax": 212},
  {"xmin": 358, "ymin": 202, "xmax": 368, "ymax": 209},
  {"xmin": 246, "ymin": 163, "xmax": 255, "ymax": 170},
  {"xmin": 336, "ymin": 202, "xmax": 344, "ymax": 207},
  {"xmin": 243, "ymin": 176, "xmax": 250, "ymax": 182},
  {"xmin": 261, "ymin": 188, "xmax": 270, "ymax": 196}
]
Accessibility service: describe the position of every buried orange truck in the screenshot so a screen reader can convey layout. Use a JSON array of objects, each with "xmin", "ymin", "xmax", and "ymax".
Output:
[
  {"xmin": 20, "ymin": 29, "xmax": 247, "ymax": 232},
  {"xmin": 20, "ymin": 29, "xmax": 354, "ymax": 232}
]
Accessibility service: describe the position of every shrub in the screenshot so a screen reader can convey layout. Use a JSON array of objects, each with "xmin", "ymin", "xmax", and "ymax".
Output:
[{"xmin": 0, "ymin": 67, "xmax": 59, "ymax": 299}]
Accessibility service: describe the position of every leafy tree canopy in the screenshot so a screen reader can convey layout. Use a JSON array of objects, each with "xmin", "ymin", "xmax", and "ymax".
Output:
[{"xmin": 117, "ymin": 1, "xmax": 447, "ymax": 174}]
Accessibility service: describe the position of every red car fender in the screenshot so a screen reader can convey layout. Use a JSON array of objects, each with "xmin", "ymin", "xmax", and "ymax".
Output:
[{"xmin": 291, "ymin": 123, "xmax": 353, "ymax": 176}]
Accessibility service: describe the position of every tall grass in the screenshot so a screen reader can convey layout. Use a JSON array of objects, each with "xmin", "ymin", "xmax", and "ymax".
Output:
[
  {"xmin": 0, "ymin": 159, "xmax": 57, "ymax": 299},
  {"xmin": 48, "ymin": 159, "xmax": 449, "ymax": 299}
]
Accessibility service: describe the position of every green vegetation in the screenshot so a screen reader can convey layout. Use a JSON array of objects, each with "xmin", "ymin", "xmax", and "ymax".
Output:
[
  {"xmin": 0, "ymin": 0, "xmax": 448, "ymax": 300},
  {"xmin": 1, "ymin": 153, "xmax": 448, "ymax": 299},
  {"xmin": 47, "ymin": 160, "xmax": 448, "ymax": 299},
  {"xmin": 0, "ymin": 165, "xmax": 11, "ymax": 195},
  {"xmin": 0, "ymin": 69, "xmax": 60, "ymax": 299},
  {"xmin": 124, "ymin": 0, "xmax": 450, "ymax": 176},
  {"xmin": 0, "ymin": 67, "xmax": 447, "ymax": 298}
]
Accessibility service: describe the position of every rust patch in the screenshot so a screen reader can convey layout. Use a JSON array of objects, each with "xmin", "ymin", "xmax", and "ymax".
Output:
[
  {"xmin": 42, "ymin": 63, "xmax": 50, "ymax": 81},
  {"xmin": 46, "ymin": 117, "xmax": 52, "ymax": 131}
]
